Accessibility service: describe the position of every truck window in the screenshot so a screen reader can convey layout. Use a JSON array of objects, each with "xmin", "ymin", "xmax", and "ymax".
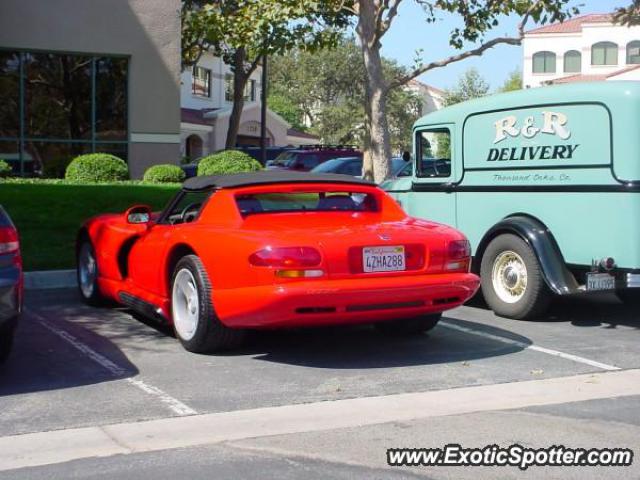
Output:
[{"xmin": 416, "ymin": 129, "xmax": 451, "ymax": 178}]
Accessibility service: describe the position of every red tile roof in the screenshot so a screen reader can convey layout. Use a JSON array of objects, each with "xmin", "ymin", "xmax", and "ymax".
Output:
[
  {"xmin": 527, "ymin": 13, "xmax": 612, "ymax": 35},
  {"xmin": 287, "ymin": 128, "xmax": 319, "ymax": 140},
  {"xmin": 549, "ymin": 65, "xmax": 640, "ymax": 84}
]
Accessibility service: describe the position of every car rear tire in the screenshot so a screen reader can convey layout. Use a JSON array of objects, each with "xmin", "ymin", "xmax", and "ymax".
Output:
[
  {"xmin": 617, "ymin": 289, "xmax": 640, "ymax": 307},
  {"xmin": 374, "ymin": 313, "xmax": 442, "ymax": 335},
  {"xmin": 77, "ymin": 239, "xmax": 104, "ymax": 306},
  {"xmin": 480, "ymin": 234, "xmax": 551, "ymax": 320},
  {"xmin": 171, "ymin": 255, "xmax": 245, "ymax": 353},
  {"xmin": 0, "ymin": 321, "xmax": 16, "ymax": 364}
]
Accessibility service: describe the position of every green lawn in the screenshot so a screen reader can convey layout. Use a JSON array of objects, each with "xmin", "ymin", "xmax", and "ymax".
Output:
[{"xmin": 0, "ymin": 182, "xmax": 180, "ymax": 271}]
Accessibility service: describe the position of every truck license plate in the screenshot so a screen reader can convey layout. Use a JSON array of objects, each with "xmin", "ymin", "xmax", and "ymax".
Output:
[
  {"xmin": 586, "ymin": 273, "xmax": 615, "ymax": 291},
  {"xmin": 363, "ymin": 246, "xmax": 405, "ymax": 273}
]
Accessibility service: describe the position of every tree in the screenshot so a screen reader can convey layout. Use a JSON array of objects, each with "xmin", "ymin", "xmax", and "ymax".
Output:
[
  {"xmin": 442, "ymin": 68, "xmax": 489, "ymax": 106},
  {"xmin": 499, "ymin": 69, "xmax": 523, "ymax": 93},
  {"xmin": 181, "ymin": 0, "xmax": 351, "ymax": 148},
  {"xmin": 268, "ymin": 37, "xmax": 421, "ymax": 152},
  {"xmin": 615, "ymin": 1, "xmax": 640, "ymax": 25},
  {"xmin": 268, "ymin": 93, "xmax": 307, "ymax": 131},
  {"xmin": 346, "ymin": 0, "xmax": 578, "ymax": 182}
]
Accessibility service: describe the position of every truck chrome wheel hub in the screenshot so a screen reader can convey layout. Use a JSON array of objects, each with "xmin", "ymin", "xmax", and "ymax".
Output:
[{"xmin": 492, "ymin": 251, "xmax": 528, "ymax": 304}]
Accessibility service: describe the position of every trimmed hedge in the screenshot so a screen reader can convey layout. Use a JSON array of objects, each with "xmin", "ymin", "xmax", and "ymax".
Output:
[
  {"xmin": 0, "ymin": 160, "xmax": 11, "ymax": 178},
  {"xmin": 197, "ymin": 150, "xmax": 262, "ymax": 176},
  {"xmin": 143, "ymin": 164, "xmax": 185, "ymax": 184},
  {"xmin": 65, "ymin": 153, "xmax": 129, "ymax": 183}
]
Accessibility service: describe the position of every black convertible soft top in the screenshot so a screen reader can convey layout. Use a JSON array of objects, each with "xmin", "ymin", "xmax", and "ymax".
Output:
[{"xmin": 183, "ymin": 170, "xmax": 374, "ymax": 191}]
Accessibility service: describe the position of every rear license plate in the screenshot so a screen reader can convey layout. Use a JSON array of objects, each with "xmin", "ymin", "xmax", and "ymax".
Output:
[
  {"xmin": 363, "ymin": 246, "xmax": 405, "ymax": 273},
  {"xmin": 586, "ymin": 273, "xmax": 616, "ymax": 291}
]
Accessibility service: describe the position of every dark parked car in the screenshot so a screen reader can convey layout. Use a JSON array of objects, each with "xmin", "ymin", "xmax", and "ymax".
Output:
[
  {"xmin": 266, "ymin": 145, "xmax": 362, "ymax": 172},
  {"xmin": 0, "ymin": 206, "xmax": 22, "ymax": 364},
  {"xmin": 181, "ymin": 147, "xmax": 296, "ymax": 179},
  {"xmin": 235, "ymin": 146, "xmax": 296, "ymax": 165},
  {"xmin": 311, "ymin": 156, "xmax": 412, "ymax": 179}
]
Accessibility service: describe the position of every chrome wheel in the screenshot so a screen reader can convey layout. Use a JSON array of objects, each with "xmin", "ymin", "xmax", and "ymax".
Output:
[
  {"xmin": 491, "ymin": 250, "xmax": 528, "ymax": 304},
  {"xmin": 78, "ymin": 243, "xmax": 97, "ymax": 299},
  {"xmin": 172, "ymin": 268, "xmax": 200, "ymax": 341}
]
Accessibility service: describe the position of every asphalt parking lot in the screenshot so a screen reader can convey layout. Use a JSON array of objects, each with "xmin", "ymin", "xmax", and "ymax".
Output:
[{"xmin": 1, "ymin": 289, "xmax": 639, "ymax": 479}]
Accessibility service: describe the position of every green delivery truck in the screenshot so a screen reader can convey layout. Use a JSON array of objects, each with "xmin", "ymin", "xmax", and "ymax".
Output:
[{"xmin": 383, "ymin": 81, "xmax": 640, "ymax": 320}]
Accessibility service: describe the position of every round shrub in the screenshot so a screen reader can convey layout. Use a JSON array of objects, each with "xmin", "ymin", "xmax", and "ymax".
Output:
[
  {"xmin": 197, "ymin": 150, "xmax": 262, "ymax": 176},
  {"xmin": 65, "ymin": 153, "xmax": 129, "ymax": 183},
  {"xmin": 143, "ymin": 164, "xmax": 185, "ymax": 184},
  {"xmin": 0, "ymin": 160, "xmax": 11, "ymax": 178}
]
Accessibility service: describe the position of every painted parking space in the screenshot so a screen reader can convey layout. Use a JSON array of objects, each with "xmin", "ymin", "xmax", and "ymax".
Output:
[{"xmin": 2, "ymin": 288, "xmax": 638, "ymax": 441}]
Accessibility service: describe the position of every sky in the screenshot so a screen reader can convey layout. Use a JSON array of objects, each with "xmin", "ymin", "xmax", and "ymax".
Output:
[{"xmin": 380, "ymin": 0, "xmax": 631, "ymax": 91}]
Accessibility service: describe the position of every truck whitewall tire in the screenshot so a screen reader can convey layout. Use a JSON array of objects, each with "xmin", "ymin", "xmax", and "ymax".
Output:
[{"xmin": 480, "ymin": 234, "xmax": 551, "ymax": 320}]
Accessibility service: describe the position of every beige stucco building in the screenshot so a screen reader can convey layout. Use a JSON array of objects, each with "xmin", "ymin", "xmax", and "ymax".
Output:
[
  {"xmin": 523, "ymin": 13, "xmax": 640, "ymax": 88},
  {"xmin": 180, "ymin": 53, "xmax": 318, "ymax": 160},
  {"xmin": 0, "ymin": 0, "xmax": 181, "ymax": 178}
]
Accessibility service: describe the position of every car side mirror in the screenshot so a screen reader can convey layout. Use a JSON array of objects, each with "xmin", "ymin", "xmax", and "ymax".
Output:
[
  {"xmin": 402, "ymin": 151, "xmax": 411, "ymax": 162},
  {"xmin": 125, "ymin": 205, "xmax": 152, "ymax": 224}
]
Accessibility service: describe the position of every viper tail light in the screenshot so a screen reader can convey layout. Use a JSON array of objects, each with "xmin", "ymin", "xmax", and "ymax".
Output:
[
  {"xmin": 446, "ymin": 240, "xmax": 471, "ymax": 272},
  {"xmin": 249, "ymin": 247, "xmax": 322, "ymax": 268}
]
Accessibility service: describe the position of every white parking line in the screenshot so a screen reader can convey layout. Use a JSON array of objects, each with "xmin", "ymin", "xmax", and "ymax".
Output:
[
  {"xmin": 440, "ymin": 320, "xmax": 620, "ymax": 371},
  {"xmin": 31, "ymin": 310, "xmax": 197, "ymax": 417}
]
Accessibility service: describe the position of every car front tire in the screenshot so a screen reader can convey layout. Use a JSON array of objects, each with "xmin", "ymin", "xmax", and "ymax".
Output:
[
  {"xmin": 171, "ymin": 255, "xmax": 245, "ymax": 353},
  {"xmin": 77, "ymin": 239, "xmax": 103, "ymax": 306},
  {"xmin": 480, "ymin": 234, "xmax": 551, "ymax": 320},
  {"xmin": 374, "ymin": 313, "xmax": 442, "ymax": 335}
]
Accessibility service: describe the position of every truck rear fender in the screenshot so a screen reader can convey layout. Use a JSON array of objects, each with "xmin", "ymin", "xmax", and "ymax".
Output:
[{"xmin": 474, "ymin": 215, "xmax": 579, "ymax": 295}]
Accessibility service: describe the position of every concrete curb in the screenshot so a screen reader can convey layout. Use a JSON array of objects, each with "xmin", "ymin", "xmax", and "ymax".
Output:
[{"xmin": 24, "ymin": 270, "xmax": 76, "ymax": 290}]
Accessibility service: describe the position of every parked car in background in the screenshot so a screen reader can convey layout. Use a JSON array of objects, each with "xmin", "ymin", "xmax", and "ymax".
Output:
[
  {"xmin": 76, "ymin": 171, "xmax": 479, "ymax": 353},
  {"xmin": 311, "ymin": 156, "xmax": 412, "ymax": 180},
  {"xmin": 383, "ymin": 81, "xmax": 640, "ymax": 320},
  {"xmin": 235, "ymin": 146, "xmax": 295, "ymax": 165},
  {"xmin": 266, "ymin": 145, "xmax": 362, "ymax": 172},
  {"xmin": 0, "ymin": 206, "xmax": 23, "ymax": 364},
  {"xmin": 182, "ymin": 147, "xmax": 297, "ymax": 178}
]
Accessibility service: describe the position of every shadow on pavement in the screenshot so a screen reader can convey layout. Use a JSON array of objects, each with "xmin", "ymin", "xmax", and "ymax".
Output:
[
  {"xmin": 221, "ymin": 317, "xmax": 532, "ymax": 369},
  {"xmin": 0, "ymin": 293, "xmax": 140, "ymax": 397},
  {"xmin": 467, "ymin": 291, "xmax": 639, "ymax": 330}
]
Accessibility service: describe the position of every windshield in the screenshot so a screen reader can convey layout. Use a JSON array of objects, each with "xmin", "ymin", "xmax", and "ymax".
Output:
[
  {"xmin": 271, "ymin": 152, "xmax": 299, "ymax": 167},
  {"xmin": 310, "ymin": 158, "xmax": 346, "ymax": 173}
]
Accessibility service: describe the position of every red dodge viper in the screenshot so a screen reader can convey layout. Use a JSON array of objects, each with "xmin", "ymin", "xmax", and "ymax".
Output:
[{"xmin": 76, "ymin": 171, "xmax": 479, "ymax": 353}]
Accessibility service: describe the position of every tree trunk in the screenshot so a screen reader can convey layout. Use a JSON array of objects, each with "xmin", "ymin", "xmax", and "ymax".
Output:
[
  {"xmin": 225, "ymin": 49, "xmax": 250, "ymax": 149},
  {"xmin": 356, "ymin": 0, "xmax": 392, "ymax": 183}
]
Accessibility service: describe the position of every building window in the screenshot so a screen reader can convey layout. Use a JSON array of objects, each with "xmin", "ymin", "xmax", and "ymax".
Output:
[
  {"xmin": 592, "ymin": 42, "xmax": 618, "ymax": 65},
  {"xmin": 225, "ymin": 75, "xmax": 257, "ymax": 102},
  {"xmin": 532, "ymin": 51, "xmax": 556, "ymax": 74},
  {"xmin": 225, "ymin": 73, "xmax": 233, "ymax": 102},
  {"xmin": 627, "ymin": 41, "xmax": 640, "ymax": 64},
  {"xmin": 0, "ymin": 49, "xmax": 128, "ymax": 176},
  {"xmin": 563, "ymin": 50, "xmax": 581, "ymax": 73},
  {"xmin": 191, "ymin": 66, "xmax": 211, "ymax": 97},
  {"xmin": 244, "ymin": 79, "xmax": 256, "ymax": 102}
]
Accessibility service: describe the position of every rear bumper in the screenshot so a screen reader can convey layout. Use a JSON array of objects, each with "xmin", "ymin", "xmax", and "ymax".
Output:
[{"xmin": 213, "ymin": 273, "xmax": 480, "ymax": 328}]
